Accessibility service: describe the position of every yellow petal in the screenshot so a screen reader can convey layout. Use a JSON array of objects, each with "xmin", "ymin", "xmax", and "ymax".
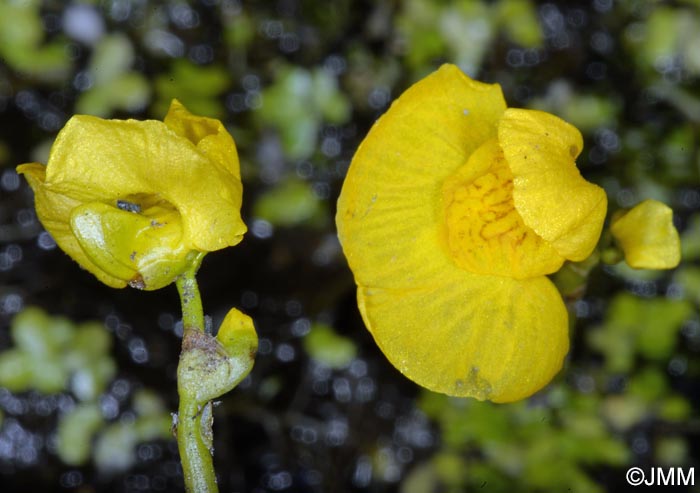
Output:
[
  {"xmin": 498, "ymin": 108, "xmax": 607, "ymax": 261},
  {"xmin": 17, "ymin": 163, "xmax": 127, "ymax": 288},
  {"xmin": 442, "ymin": 138, "xmax": 565, "ymax": 278},
  {"xmin": 357, "ymin": 269, "xmax": 569, "ymax": 403},
  {"xmin": 337, "ymin": 63, "xmax": 507, "ymax": 289},
  {"xmin": 42, "ymin": 110, "xmax": 245, "ymax": 252},
  {"xmin": 610, "ymin": 199, "xmax": 681, "ymax": 269},
  {"xmin": 164, "ymin": 99, "xmax": 242, "ymax": 180}
]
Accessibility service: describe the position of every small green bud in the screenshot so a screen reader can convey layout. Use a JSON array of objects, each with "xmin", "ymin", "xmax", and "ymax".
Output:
[{"xmin": 177, "ymin": 308, "xmax": 257, "ymax": 404}]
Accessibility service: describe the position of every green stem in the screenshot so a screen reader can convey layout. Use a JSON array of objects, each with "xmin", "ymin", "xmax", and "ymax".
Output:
[
  {"xmin": 176, "ymin": 252, "xmax": 206, "ymax": 333},
  {"xmin": 175, "ymin": 252, "xmax": 218, "ymax": 493},
  {"xmin": 177, "ymin": 400, "xmax": 217, "ymax": 493}
]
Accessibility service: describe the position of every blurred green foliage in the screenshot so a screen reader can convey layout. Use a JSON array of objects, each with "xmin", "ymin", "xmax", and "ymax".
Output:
[
  {"xmin": 412, "ymin": 389, "xmax": 628, "ymax": 493},
  {"xmin": 530, "ymin": 86, "xmax": 620, "ymax": 132},
  {"xmin": 0, "ymin": 0, "xmax": 70, "ymax": 81},
  {"xmin": 92, "ymin": 389, "xmax": 171, "ymax": 474},
  {"xmin": 397, "ymin": 0, "xmax": 541, "ymax": 77},
  {"xmin": 76, "ymin": 34, "xmax": 150, "ymax": 117},
  {"xmin": 154, "ymin": 60, "xmax": 229, "ymax": 118},
  {"xmin": 589, "ymin": 294, "xmax": 693, "ymax": 371},
  {"xmin": 253, "ymin": 179, "xmax": 326, "ymax": 227},
  {"xmin": 628, "ymin": 6, "xmax": 700, "ymax": 77},
  {"xmin": 0, "ymin": 306, "xmax": 115, "ymax": 397},
  {"xmin": 56, "ymin": 389, "xmax": 171, "ymax": 473},
  {"xmin": 303, "ymin": 322, "xmax": 357, "ymax": 369},
  {"xmin": 256, "ymin": 64, "xmax": 351, "ymax": 160},
  {"xmin": 57, "ymin": 402, "xmax": 104, "ymax": 466},
  {"xmin": 0, "ymin": 308, "xmax": 171, "ymax": 473}
]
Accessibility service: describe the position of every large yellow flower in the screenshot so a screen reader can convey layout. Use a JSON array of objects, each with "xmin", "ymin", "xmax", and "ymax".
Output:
[
  {"xmin": 17, "ymin": 100, "xmax": 246, "ymax": 290},
  {"xmin": 336, "ymin": 64, "xmax": 607, "ymax": 402}
]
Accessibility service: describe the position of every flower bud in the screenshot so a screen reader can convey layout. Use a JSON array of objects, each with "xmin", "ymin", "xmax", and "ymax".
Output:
[{"xmin": 611, "ymin": 199, "xmax": 681, "ymax": 269}]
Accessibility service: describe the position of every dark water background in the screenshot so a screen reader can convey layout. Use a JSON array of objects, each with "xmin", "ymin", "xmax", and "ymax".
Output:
[{"xmin": 1, "ymin": 1, "xmax": 700, "ymax": 492}]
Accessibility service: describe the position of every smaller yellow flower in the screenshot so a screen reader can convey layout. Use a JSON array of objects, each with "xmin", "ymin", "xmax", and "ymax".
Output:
[
  {"xmin": 17, "ymin": 100, "xmax": 246, "ymax": 290},
  {"xmin": 610, "ymin": 199, "xmax": 681, "ymax": 269}
]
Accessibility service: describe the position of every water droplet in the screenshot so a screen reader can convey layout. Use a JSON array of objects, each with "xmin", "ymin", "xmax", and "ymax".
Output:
[
  {"xmin": 37, "ymin": 232, "xmax": 57, "ymax": 250},
  {"xmin": 63, "ymin": 4, "xmax": 105, "ymax": 44},
  {"xmin": 1, "ymin": 169, "xmax": 20, "ymax": 191},
  {"xmin": 275, "ymin": 343, "xmax": 295, "ymax": 362},
  {"xmin": 128, "ymin": 337, "xmax": 149, "ymax": 364},
  {"xmin": 290, "ymin": 318, "xmax": 311, "ymax": 337},
  {"xmin": 251, "ymin": 219, "xmax": 274, "ymax": 239}
]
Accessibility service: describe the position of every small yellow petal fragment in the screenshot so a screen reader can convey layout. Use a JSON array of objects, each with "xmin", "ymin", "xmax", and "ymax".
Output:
[
  {"xmin": 498, "ymin": 108, "xmax": 607, "ymax": 261},
  {"xmin": 357, "ymin": 269, "xmax": 569, "ymax": 403},
  {"xmin": 610, "ymin": 199, "xmax": 681, "ymax": 269}
]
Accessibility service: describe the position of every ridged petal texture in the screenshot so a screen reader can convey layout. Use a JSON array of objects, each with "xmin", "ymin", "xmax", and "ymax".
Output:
[
  {"xmin": 357, "ymin": 272, "xmax": 568, "ymax": 403},
  {"xmin": 17, "ymin": 100, "xmax": 246, "ymax": 290},
  {"xmin": 337, "ymin": 64, "xmax": 605, "ymax": 402},
  {"xmin": 442, "ymin": 138, "xmax": 565, "ymax": 279}
]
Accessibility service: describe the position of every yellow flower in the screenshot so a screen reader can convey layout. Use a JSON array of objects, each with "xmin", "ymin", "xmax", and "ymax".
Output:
[
  {"xmin": 17, "ymin": 100, "xmax": 246, "ymax": 290},
  {"xmin": 336, "ymin": 64, "xmax": 607, "ymax": 402},
  {"xmin": 610, "ymin": 199, "xmax": 680, "ymax": 269}
]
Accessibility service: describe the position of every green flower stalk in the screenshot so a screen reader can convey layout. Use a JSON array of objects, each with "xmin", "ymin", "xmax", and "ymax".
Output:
[{"xmin": 175, "ymin": 255, "xmax": 256, "ymax": 492}]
